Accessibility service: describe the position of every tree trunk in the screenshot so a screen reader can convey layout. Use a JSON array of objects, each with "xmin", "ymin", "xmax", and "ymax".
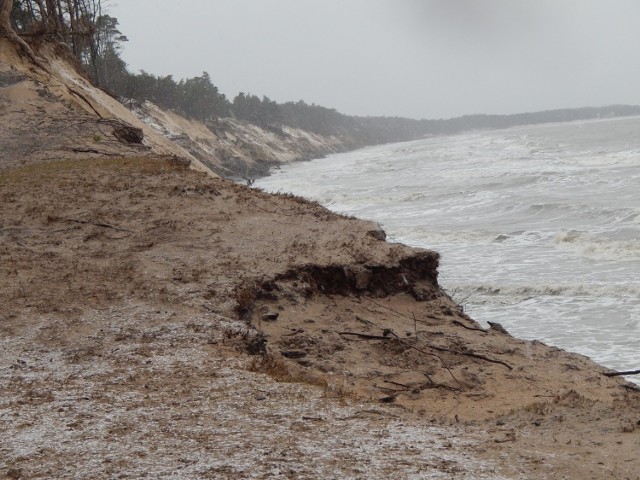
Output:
[
  {"xmin": 65, "ymin": 0, "xmax": 78, "ymax": 56},
  {"xmin": 0, "ymin": 0, "xmax": 13, "ymax": 36},
  {"xmin": 0, "ymin": 0, "xmax": 48, "ymax": 70}
]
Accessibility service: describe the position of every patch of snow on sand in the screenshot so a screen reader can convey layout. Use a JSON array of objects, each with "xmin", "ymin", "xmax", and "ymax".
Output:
[{"xmin": 1, "ymin": 302, "xmax": 506, "ymax": 478}]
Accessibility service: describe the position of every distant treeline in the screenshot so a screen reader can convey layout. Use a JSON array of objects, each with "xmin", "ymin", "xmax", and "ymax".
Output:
[
  {"xmin": 427, "ymin": 105, "xmax": 640, "ymax": 135},
  {"xmin": 9, "ymin": 5, "xmax": 640, "ymax": 146},
  {"xmin": 99, "ymin": 55, "xmax": 640, "ymax": 148}
]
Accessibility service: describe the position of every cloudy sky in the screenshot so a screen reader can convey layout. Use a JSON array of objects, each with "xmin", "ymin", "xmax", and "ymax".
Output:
[{"xmin": 109, "ymin": 1, "xmax": 640, "ymax": 120}]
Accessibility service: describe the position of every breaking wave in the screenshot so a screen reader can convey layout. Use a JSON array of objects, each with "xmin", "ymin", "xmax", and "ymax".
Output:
[
  {"xmin": 554, "ymin": 230, "xmax": 640, "ymax": 261},
  {"xmin": 449, "ymin": 282, "xmax": 640, "ymax": 304},
  {"xmin": 257, "ymin": 115, "xmax": 640, "ymax": 372}
]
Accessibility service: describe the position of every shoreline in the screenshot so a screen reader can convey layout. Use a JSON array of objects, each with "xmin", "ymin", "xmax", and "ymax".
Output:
[
  {"xmin": 255, "ymin": 127, "xmax": 640, "ymax": 384},
  {"xmin": 2, "ymin": 41, "xmax": 640, "ymax": 478},
  {"xmin": 2, "ymin": 157, "xmax": 639, "ymax": 478}
]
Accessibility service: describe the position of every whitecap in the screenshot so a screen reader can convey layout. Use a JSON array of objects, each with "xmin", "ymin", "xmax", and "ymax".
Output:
[{"xmin": 554, "ymin": 230, "xmax": 640, "ymax": 261}]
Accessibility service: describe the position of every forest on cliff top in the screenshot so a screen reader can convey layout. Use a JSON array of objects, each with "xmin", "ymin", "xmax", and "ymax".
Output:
[{"xmin": 4, "ymin": 0, "xmax": 640, "ymax": 149}]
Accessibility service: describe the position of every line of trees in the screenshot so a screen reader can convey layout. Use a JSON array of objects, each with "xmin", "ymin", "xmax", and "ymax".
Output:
[
  {"xmin": 123, "ymin": 70, "xmax": 231, "ymax": 122},
  {"xmin": 6, "ymin": 0, "xmax": 103, "ymax": 69},
  {"xmin": 4, "ymin": 2, "xmax": 640, "ymax": 148},
  {"xmin": 3, "ymin": 1, "xmax": 433, "ymax": 144},
  {"xmin": 78, "ymin": 21, "xmax": 640, "ymax": 146}
]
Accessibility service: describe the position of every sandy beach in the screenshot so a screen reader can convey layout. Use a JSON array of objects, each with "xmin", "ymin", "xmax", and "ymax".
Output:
[
  {"xmin": 1, "ymin": 157, "xmax": 639, "ymax": 479},
  {"xmin": 1, "ymin": 37, "xmax": 640, "ymax": 479}
]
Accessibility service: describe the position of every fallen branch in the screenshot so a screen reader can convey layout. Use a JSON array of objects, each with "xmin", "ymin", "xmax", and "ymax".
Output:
[
  {"xmin": 385, "ymin": 330, "xmax": 464, "ymax": 390},
  {"xmin": 363, "ymin": 296, "xmax": 443, "ymax": 326},
  {"xmin": 603, "ymin": 369, "xmax": 640, "ymax": 377},
  {"xmin": 384, "ymin": 377, "xmax": 461, "ymax": 394},
  {"xmin": 461, "ymin": 351, "xmax": 513, "ymax": 370},
  {"xmin": 66, "ymin": 218, "xmax": 132, "ymax": 233},
  {"xmin": 339, "ymin": 331, "xmax": 391, "ymax": 341},
  {"xmin": 67, "ymin": 87, "xmax": 103, "ymax": 119},
  {"xmin": 383, "ymin": 380, "xmax": 413, "ymax": 389},
  {"xmin": 494, "ymin": 433, "xmax": 517, "ymax": 444},
  {"xmin": 350, "ymin": 311, "xmax": 512, "ymax": 376},
  {"xmin": 423, "ymin": 342, "xmax": 513, "ymax": 370},
  {"xmin": 452, "ymin": 320, "xmax": 488, "ymax": 333},
  {"xmin": 378, "ymin": 385, "xmax": 407, "ymax": 393},
  {"xmin": 69, "ymin": 148, "xmax": 124, "ymax": 156},
  {"xmin": 355, "ymin": 315, "xmax": 375, "ymax": 327},
  {"xmin": 340, "ymin": 328, "xmax": 464, "ymax": 390},
  {"xmin": 418, "ymin": 379, "xmax": 463, "ymax": 393}
]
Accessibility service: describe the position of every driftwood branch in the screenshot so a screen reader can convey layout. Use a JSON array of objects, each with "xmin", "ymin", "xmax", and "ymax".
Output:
[
  {"xmin": 385, "ymin": 330, "xmax": 464, "ymax": 390},
  {"xmin": 66, "ymin": 218, "xmax": 132, "ymax": 233},
  {"xmin": 362, "ymin": 296, "xmax": 449, "ymax": 326},
  {"xmin": 383, "ymin": 380, "xmax": 413, "ymax": 389},
  {"xmin": 418, "ymin": 379, "xmax": 463, "ymax": 393},
  {"xmin": 339, "ymin": 331, "xmax": 391, "ymax": 341},
  {"xmin": 339, "ymin": 328, "xmax": 464, "ymax": 389},
  {"xmin": 355, "ymin": 315, "xmax": 375, "ymax": 327},
  {"xmin": 423, "ymin": 341, "xmax": 513, "ymax": 370},
  {"xmin": 494, "ymin": 433, "xmax": 517, "ymax": 444},
  {"xmin": 381, "ymin": 378, "xmax": 462, "ymax": 394},
  {"xmin": 461, "ymin": 351, "xmax": 513, "ymax": 370},
  {"xmin": 452, "ymin": 320, "xmax": 488, "ymax": 333},
  {"xmin": 69, "ymin": 148, "xmax": 122, "ymax": 155},
  {"xmin": 603, "ymin": 369, "xmax": 640, "ymax": 377},
  {"xmin": 67, "ymin": 87, "xmax": 103, "ymax": 118}
]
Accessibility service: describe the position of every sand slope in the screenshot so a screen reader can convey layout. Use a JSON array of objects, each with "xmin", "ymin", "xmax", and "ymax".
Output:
[
  {"xmin": 133, "ymin": 101, "xmax": 345, "ymax": 178},
  {"xmin": 1, "ymin": 158, "xmax": 639, "ymax": 479},
  {"xmin": 0, "ymin": 39, "xmax": 208, "ymax": 172},
  {"xmin": 1, "ymin": 37, "xmax": 345, "ymax": 179},
  {"xmin": 1, "ymin": 40, "xmax": 640, "ymax": 479}
]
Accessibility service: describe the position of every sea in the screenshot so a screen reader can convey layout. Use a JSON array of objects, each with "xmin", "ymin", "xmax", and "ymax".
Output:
[{"xmin": 256, "ymin": 116, "xmax": 640, "ymax": 377}]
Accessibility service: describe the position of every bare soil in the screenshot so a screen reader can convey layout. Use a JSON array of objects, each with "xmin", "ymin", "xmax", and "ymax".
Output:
[{"xmin": 1, "ymin": 158, "xmax": 639, "ymax": 479}]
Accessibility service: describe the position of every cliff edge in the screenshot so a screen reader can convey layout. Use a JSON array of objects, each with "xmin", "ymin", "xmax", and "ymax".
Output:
[
  {"xmin": 1, "ymin": 40, "xmax": 640, "ymax": 480},
  {"xmin": 1, "ymin": 37, "xmax": 346, "ymax": 179}
]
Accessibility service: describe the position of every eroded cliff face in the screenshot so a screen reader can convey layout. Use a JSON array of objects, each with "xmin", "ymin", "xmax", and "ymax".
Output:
[
  {"xmin": 2, "ymin": 157, "xmax": 639, "ymax": 479},
  {"xmin": 0, "ymin": 39, "xmax": 218, "ymax": 173},
  {"xmin": 1, "ymin": 39, "xmax": 346, "ymax": 178},
  {"xmin": 3, "ymin": 38, "xmax": 640, "ymax": 480},
  {"xmin": 132, "ymin": 100, "xmax": 346, "ymax": 179}
]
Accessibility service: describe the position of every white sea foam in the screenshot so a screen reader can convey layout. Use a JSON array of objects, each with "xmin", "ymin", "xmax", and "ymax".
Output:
[
  {"xmin": 257, "ymin": 116, "xmax": 640, "ymax": 375},
  {"xmin": 447, "ymin": 282, "xmax": 640, "ymax": 303},
  {"xmin": 554, "ymin": 230, "xmax": 640, "ymax": 261}
]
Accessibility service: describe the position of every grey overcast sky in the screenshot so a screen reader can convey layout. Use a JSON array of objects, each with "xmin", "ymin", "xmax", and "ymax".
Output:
[{"xmin": 108, "ymin": 1, "xmax": 640, "ymax": 120}]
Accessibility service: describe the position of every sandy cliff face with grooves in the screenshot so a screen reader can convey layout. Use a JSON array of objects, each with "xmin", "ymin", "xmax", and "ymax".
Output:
[
  {"xmin": 1, "ymin": 40, "xmax": 640, "ymax": 479},
  {"xmin": 0, "ymin": 39, "xmax": 214, "ymax": 173},
  {"xmin": 133, "ymin": 101, "xmax": 345, "ymax": 178},
  {"xmin": 1, "ymin": 37, "xmax": 344, "ymax": 178}
]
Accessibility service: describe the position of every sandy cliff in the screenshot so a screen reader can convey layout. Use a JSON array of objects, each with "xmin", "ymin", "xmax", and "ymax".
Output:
[
  {"xmin": 2, "ymin": 40, "xmax": 640, "ymax": 479},
  {"xmin": 0, "ymin": 39, "xmax": 213, "ymax": 171},
  {"xmin": 1, "ymin": 37, "xmax": 346, "ymax": 179},
  {"xmin": 133, "ymin": 101, "xmax": 345, "ymax": 178}
]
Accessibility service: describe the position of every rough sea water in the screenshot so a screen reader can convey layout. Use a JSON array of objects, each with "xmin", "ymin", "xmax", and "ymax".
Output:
[{"xmin": 256, "ymin": 116, "xmax": 640, "ymax": 377}]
